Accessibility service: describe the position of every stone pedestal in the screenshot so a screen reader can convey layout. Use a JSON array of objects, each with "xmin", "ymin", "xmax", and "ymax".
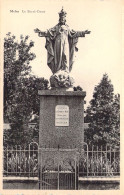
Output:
[{"xmin": 38, "ymin": 90, "xmax": 86, "ymax": 149}]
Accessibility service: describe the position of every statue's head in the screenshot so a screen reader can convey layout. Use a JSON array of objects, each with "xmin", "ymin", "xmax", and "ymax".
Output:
[{"xmin": 58, "ymin": 7, "xmax": 67, "ymax": 25}]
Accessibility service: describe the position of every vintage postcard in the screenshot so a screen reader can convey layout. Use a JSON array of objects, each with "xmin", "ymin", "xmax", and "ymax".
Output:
[{"xmin": 0, "ymin": 0, "xmax": 123, "ymax": 194}]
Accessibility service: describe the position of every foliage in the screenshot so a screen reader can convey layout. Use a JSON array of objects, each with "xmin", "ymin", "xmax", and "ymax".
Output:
[
  {"xmin": 4, "ymin": 33, "xmax": 49, "ymax": 146},
  {"xmin": 79, "ymin": 151, "xmax": 120, "ymax": 177},
  {"xmin": 3, "ymin": 144, "xmax": 38, "ymax": 177},
  {"xmin": 85, "ymin": 74, "xmax": 120, "ymax": 148},
  {"xmin": 4, "ymin": 33, "xmax": 35, "ymax": 118},
  {"xmin": 73, "ymin": 85, "xmax": 83, "ymax": 91}
]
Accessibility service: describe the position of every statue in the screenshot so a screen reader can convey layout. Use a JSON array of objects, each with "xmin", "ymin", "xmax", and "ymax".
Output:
[{"xmin": 34, "ymin": 7, "xmax": 90, "ymax": 89}]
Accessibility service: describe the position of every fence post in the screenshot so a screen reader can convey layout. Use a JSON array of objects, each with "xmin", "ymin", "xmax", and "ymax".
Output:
[
  {"xmin": 92, "ymin": 145, "xmax": 94, "ymax": 176},
  {"xmin": 106, "ymin": 145, "xmax": 108, "ymax": 176},
  {"xmin": 38, "ymin": 166, "xmax": 41, "ymax": 189},
  {"xmin": 58, "ymin": 146, "xmax": 59, "ymax": 190},
  {"xmin": 24, "ymin": 146, "xmax": 26, "ymax": 176},
  {"xmin": 32, "ymin": 144, "xmax": 34, "ymax": 177},
  {"xmin": 110, "ymin": 146, "xmax": 112, "ymax": 166},
  {"xmin": 101, "ymin": 145, "xmax": 103, "ymax": 176},
  {"xmin": 114, "ymin": 148, "xmax": 115, "ymax": 174},
  {"xmin": 87, "ymin": 144, "xmax": 88, "ymax": 177},
  {"xmin": 74, "ymin": 148, "xmax": 77, "ymax": 190},
  {"xmin": 20, "ymin": 145, "xmax": 21, "ymax": 176},
  {"xmin": 76, "ymin": 151, "xmax": 78, "ymax": 190},
  {"xmin": 10, "ymin": 146, "xmax": 13, "ymax": 173},
  {"xmin": 16, "ymin": 145, "xmax": 17, "ymax": 176},
  {"xmin": 29, "ymin": 144, "xmax": 30, "ymax": 178},
  {"xmin": 7, "ymin": 146, "xmax": 8, "ymax": 176},
  {"xmin": 97, "ymin": 145, "xmax": 98, "ymax": 176}
]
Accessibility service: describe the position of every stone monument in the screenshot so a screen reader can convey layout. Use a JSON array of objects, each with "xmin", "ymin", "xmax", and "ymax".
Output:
[{"xmin": 34, "ymin": 8, "xmax": 90, "ymax": 189}]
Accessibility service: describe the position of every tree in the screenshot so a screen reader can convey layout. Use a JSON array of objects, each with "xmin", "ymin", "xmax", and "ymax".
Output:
[
  {"xmin": 109, "ymin": 94, "xmax": 120, "ymax": 147},
  {"xmin": 4, "ymin": 33, "xmax": 49, "ymax": 146},
  {"xmin": 85, "ymin": 74, "xmax": 120, "ymax": 148},
  {"xmin": 4, "ymin": 33, "xmax": 35, "ymax": 120},
  {"xmin": 5, "ymin": 76, "xmax": 49, "ymax": 145}
]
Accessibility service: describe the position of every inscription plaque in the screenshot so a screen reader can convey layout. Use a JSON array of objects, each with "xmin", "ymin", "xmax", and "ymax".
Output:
[{"xmin": 55, "ymin": 105, "xmax": 69, "ymax": 126}]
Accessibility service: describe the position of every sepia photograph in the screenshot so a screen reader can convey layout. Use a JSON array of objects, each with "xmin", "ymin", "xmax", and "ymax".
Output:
[{"xmin": 1, "ymin": 0, "xmax": 123, "ymax": 193}]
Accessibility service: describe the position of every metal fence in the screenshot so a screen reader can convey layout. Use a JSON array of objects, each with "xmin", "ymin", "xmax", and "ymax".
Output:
[
  {"xmin": 3, "ymin": 143, "xmax": 120, "ymax": 178},
  {"xmin": 79, "ymin": 144, "xmax": 120, "ymax": 177},
  {"xmin": 3, "ymin": 142, "xmax": 38, "ymax": 177}
]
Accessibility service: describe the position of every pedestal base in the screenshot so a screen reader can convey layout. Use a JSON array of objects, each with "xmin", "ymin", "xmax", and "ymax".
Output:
[{"xmin": 38, "ymin": 90, "xmax": 86, "ymax": 149}]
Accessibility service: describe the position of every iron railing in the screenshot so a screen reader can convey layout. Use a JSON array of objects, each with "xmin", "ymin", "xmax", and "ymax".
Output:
[
  {"xmin": 79, "ymin": 144, "xmax": 120, "ymax": 177},
  {"xmin": 3, "ymin": 142, "xmax": 38, "ymax": 177},
  {"xmin": 3, "ymin": 143, "xmax": 120, "ymax": 178}
]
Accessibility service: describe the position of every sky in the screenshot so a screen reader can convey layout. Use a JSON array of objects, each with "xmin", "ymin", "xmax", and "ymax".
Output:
[{"xmin": 1, "ymin": 0, "xmax": 122, "ymax": 108}]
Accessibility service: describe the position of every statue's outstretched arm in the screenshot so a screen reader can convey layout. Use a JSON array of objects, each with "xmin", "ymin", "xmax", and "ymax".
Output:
[
  {"xmin": 71, "ymin": 30, "xmax": 91, "ymax": 37},
  {"xmin": 34, "ymin": 28, "xmax": 48, "ymax": 37},
  {"xmin": 77, "ymin": 30, "xmax": 91, "ymax": 37}
]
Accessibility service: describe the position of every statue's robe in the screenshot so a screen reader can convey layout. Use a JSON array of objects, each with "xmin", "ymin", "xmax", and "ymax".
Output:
[{"xmin": 39, "ymin": 24, "xmax": 85, "ymax": 74}]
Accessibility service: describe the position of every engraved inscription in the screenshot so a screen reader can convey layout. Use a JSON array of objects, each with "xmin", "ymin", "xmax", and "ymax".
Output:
[{"xmin": 55, "ymin": 105, "xmax": 69, "ymax": 126}]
